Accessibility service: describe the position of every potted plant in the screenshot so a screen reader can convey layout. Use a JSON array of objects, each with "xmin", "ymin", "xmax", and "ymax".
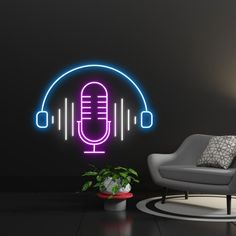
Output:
[{"xmin": 81, "ymin": 165, "xmax": 139, "ymax": 197}]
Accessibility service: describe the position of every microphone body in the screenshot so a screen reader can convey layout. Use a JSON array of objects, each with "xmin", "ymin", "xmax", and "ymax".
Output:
[{"xmin": 78, "ymin": 81, "xmax": 111, "ymax": 154}]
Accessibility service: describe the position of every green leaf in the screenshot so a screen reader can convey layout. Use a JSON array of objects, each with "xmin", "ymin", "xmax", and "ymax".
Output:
[
  {"xmin": 114, "ymin": 166, "xmax": 127, "ymax": 171},
  {"xmin": 81, "ymin": 181, "xmax": 92, "ymax": 191},
  {"xmin": 111, "ymin": 184, "xmax": 119, "ymax": 195},
  {"xmin": 128, "ymin": 168, "xmax": 138, "ymax": 176},
  {"xmin": 96, "ymin": 175, "xmax": 102, "ymax": 182},
  {"xmin": 130, "ymin": 176, "xmax": 140, "ymax": 183},
  {"xmin": 100, "ymin": 170, "xmax": 111, "ymax": 177},
  {"xmin": 99, "ymin": 184, "xmax": 105, "ymax": 192},
  {"xmin": 112, "ymin": 174, "xmax": 119, "ymax": 180},
  {"xmin": 99, "ymin": 169, "xmax": 106, "ymax": 175},
  {"xmin": 127, "ymin": 176, "xmax": 131, "ymax": 183},
  {"xmin": 82, "ymin": 171, "xmax": 98, "ymax": 177},
  {"xmin": 107, "ymin": 195, "xmax": 113, "ymax": 199},
  {"xmin": 121, "ymin": 179, "xmax": 129, "ymax": 187},
  {"xmin": 119, "ymin": 172, "xmax": 128, "ymax": 178},
  {"xmin": 93, "ymin": 183, "xmax": 100, "ymax": 188}
]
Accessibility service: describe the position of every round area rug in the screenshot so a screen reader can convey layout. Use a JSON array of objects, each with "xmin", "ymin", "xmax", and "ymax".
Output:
[{"xmin": 136, "ymin": 194, "xmax": 236, "ymax": 222}]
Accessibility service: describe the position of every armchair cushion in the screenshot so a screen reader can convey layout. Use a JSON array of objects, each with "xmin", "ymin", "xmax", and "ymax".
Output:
[
  {"xmin": 159, "ymin": 165, "xmax": 236, "ymax": 185},
  {"xmin": 197, "ymin": 135, "xmax": 236, "ymax": 169}
]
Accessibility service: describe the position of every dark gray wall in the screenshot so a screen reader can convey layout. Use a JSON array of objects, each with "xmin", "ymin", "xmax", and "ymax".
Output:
[{"xmin": 1, "ymin": 0, "xmax": 236, "ymax": 192}]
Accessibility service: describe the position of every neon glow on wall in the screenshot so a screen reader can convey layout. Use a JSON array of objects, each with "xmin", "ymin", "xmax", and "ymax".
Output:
[{"xmin": 34, "ymin": 63, "xmax": 156, "ymax": 155}]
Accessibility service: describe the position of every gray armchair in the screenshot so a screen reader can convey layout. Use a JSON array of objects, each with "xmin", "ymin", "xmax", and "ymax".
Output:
[{"xmin": 148, "ymin": 134, "xmax": 236, "ymax": 214}]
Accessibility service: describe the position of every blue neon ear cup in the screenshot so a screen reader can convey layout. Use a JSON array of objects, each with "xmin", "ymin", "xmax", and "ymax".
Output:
[
  {"xmin": 140, "ymin": 111, "xmax": 153, "ymax": 128},
  {"xmin": 36, "ymin": 111, "xmax": 49, "ymax": 128}
]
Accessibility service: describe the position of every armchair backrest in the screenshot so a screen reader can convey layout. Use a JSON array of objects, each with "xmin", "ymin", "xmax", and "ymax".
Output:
[{"xmin": 170, "ymin": 134, "xmax": 212, "ymax": 165}]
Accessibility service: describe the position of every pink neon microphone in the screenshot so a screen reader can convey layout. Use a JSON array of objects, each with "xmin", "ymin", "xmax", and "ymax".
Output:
[{"xmin": 77, "ymin": 81, "xmax": 111, "ymax": 154}]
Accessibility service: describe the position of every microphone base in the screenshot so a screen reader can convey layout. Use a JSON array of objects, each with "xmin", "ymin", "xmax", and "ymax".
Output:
[
  {"xmin": 84, "ymin": 151, "xmax": 105, "ymax": 154},
  {"xmin": 84, "ymin": 145, "xmax": 105, "ymax": 154}
]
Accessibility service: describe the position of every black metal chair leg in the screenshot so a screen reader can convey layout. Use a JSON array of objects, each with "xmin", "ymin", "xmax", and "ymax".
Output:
[
  {"xmin": 227, "ymin": 195, "xmax": 231, "ymax": 215},
  {"xmin": 162, "ymin": 188, "xmax": 167, "ymax": 204},
  {"xmin": 185, "ymin": 191, "xmax": 189, "ymax": 199}
]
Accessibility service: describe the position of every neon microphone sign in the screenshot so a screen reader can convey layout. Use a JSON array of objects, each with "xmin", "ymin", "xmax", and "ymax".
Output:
[
  {"xmin": 34, "ymin": 63, "xmax": 156, "ymax": 155},
  {"xmin": 78, "ymin": 81, "xmax": 111, "ymax": 154}
]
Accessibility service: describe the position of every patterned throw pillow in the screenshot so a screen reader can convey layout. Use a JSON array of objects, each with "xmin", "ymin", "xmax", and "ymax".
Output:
[{"xmin": 197, "ymin": 135, "xmax": 236, "ymax": 169}]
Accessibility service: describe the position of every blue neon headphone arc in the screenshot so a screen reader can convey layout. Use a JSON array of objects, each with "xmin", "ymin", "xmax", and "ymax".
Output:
[{"xmin": 35, "ymin": 63, "xmax": 154, "ymax": 129}]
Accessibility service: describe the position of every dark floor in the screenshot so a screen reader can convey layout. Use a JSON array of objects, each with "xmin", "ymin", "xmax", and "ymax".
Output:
[{"xmin": 0, "ymin": 192, "xmax": 235, "ymax": 236}]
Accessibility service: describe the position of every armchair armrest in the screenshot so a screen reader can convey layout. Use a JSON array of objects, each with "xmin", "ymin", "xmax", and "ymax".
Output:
[{"xmin": 147, "ymin": 153, "xmax": 177, "ymax": 185}]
